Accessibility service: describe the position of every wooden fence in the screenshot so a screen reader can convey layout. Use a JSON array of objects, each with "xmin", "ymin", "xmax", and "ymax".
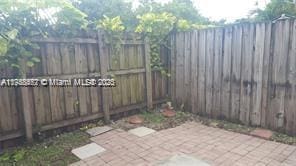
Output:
[
  {"xmin": 1, "ymin": 19, "xmax": 296, "ymax": 142},
  {"xmin": 170, "ymin": 19, "xmax": 296, "ymax": 135},
  {"xmin": 0, "ymin": 33, "xmax": 169, "ymax": 142}
]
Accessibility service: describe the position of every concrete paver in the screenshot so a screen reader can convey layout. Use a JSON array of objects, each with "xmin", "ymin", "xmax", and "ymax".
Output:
[
  {"xmin": 71, "ymin": 122, "xmax": 296, "ymax": 166},
  {"xmin": 71, "ymin": 143, "xmax": 106, "ymax": 160},
  {"xmin": 128, "ymin": 127, "xmax": 156, "ymax": 137},
  {"xmin": 86, "ymin": 126, "xmax": 113, "ymax": 137}
]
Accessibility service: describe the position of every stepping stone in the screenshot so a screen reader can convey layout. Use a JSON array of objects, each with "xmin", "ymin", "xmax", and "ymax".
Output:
[
  {"xmin": 128, "ymin": 127, "xmax": 156, "ymax": 137},
  {"xmin": 71, "ymin": 143, "xmax": 105, "ymax": 160},
  {"xmin": 250, "ymin": 128, "xmax": 273, "ymax": 139},
  {"xmin": 86, "ymin": 126, "xmax": 113, "ymax": 137},
  {"xmin": 155, "ymin": 153, "xmax": 210, "ymax": 166}
]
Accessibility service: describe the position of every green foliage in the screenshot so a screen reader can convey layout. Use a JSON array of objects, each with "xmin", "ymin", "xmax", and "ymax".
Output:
[
  {"xmin": 0, "ymin": 149, "xmax": 26, "ymax": 162},
  {"xmin": 97, "ymin": 16, "xmax": 125, "ymax": 66},
  {"xmin": 249, "ymin": 0, "xmax": 296, "ymax": 22},
  {"xmin": 0, "ymin": 131, "xmax": 90, "ymax": 165},
  {"xmin": 72, "ymin": 0, "xmax": 136, "ymax": 30},
  {"xmin": 271, "ymin": 132, "xmax": 296, "ymax": 145},
  {"xmin": 0, "ymin": 0, "xmax": 88, "ymax": 76},
  {"xmin": 135, "ymin": 12, "xmax": 211, "ymax": 73},
  {"xmin": 176, "ymin": 19, "xmax": 192, "ymax": 31},
  {"xmin": 140, "ymin": 111, "xmax": 165, "ymax": 124},
  {"xmin": 97, "ymin": 16, "xmax": 125, "ymax": 33},
  {"xmin": 136, "ymin": 12, "xmax": 176, "ymax": 73},
  {"xmin": 136, "ymin": 0, "xmax": 209, "ymax": 24},
  {"xmin": 0, "ymin": 0, "xmax": 212, "ymax": 78}
]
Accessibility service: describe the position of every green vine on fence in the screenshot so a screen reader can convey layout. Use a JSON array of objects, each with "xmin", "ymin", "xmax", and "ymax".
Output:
[
  {"xmin": 1, "ymin": 0, "xmax": 213, "ymax": 78},
  {"xmin": 135, "ymin": 12, "xmax": 176, "ymax": 76},
  {"xmin": 97, "ymin": 15, "xmax": 125, "ymax": 67},
  {"xmin": 0, "ymin": 0, "xmax": 88, "ymax": 76}
]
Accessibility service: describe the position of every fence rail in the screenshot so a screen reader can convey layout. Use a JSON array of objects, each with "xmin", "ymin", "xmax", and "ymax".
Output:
[{"xmin": 170, "ymin": 19, "xmax": 296, "ymax": 135}]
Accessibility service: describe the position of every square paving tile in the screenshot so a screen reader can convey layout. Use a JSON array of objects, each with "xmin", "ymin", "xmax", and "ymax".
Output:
[
  {"xmin": 86, "ymin": 126, "xmax": 113, "ymax": 136},
  {"xmin": 155, "ymin": 153, "xmax": 210, "ymax": 166},
  {"xmin": 128, "ymin": 127, "xmax": 156, "ymax": 137},
  {"xmin": 71, "ymin": 143, "xmax": 105, "ymax": 160}
]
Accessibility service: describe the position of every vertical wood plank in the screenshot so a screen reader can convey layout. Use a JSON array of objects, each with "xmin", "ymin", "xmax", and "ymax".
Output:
[
  {"xmin": 170, "ymin": 33, "xmax": 176, "ymax": 103},
  {"xmin": 129, "ymin": 46, "xmax": 137, "ymax": 104},
  {"xmin": 251, "ymin": 23, "xmax": 265, "ymax": 126},
  {"xmin": 75, "ymin": 44, "xmax": 88, "ymax": 74},
  {"xmin": 221, "ymin": 27, "xmax": 232, "ymax": 119},
  {"xmin": 190, "ymin": 31, "xmax": 198, "ymax": 113},
  {"xmin": 269, "ymin": 20, "xmax": 290, "ymax": 129},
  {"xmin": 260, "ymin": 22, "xmax": 272, "ymax": 127},
  {"xmin": 46, "ymin": 43, "xmax": 62, "ymax": 75},
  {"xmin": 77, "ymin": 87, "xmax": 91, "ymax": 116},
  {"xmin": 230, "ymin": 25, "xmax": 243, "ymax": 121},
  {"xmin": 9, "ymin": 88, "xmax": 19, "ymax": 130},
  {"xmin": 198, "ymin": 30, "xmax": 206, "ymax": 115},
  {"xmin": 138, "ymin": 45, "xmax": 145, "ymax": 102},
  {"xmin": 0, "ymin": 88, "xmax": 13, "ymax": 132},
  {"xmin": 212, "ymin": 29, "xmax": 223, "ymax": 118},
  {"xmin": 285, "ymin": 20, "xmax": 296, "ymax": 135},
  {"xmin": 239, "ymin": 24, "xmax": 255, "ymax": 125},
  {"xmin": 33, "ymin": 87, "xmax": 52, "ymax": 124},
  {"xmin": 175, "ymin": 33, "xmax": 185, "ymax": 107},
  {"xmin": 90, "ymin": 87, "xmax": 100, "ymax": 113},
  {"xmin": 61, "ymin": 44, "xmax": 76, "ymax": 74},
  {"xmin": 87, "ymin": 44, "xmax": 97, "ymax": 73},
  {"xmin": 184, "ymin": 32, "xmax": 191, "ymax": 109},
  {"xmin": 205, "ymin": 29, "xmax": 214, "ymax": 116},
  {"xmin": 49, "ymin": 87, "xmax": 65, "ymax": 121}
]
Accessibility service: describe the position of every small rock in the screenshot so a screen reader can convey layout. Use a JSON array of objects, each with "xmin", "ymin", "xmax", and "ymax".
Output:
[
  {"xmin": 162, "ymin": 109, "xmax": 176, "ymax": 117},
  {"xmin": 128, "ymin": 115, "xmax": 144, "ymax": 124}
]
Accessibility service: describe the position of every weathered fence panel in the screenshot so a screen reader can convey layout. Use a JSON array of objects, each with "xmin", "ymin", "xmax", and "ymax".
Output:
[
  {"xmin": 0, "ymin": 33, "xmax": 169, "ymax": 142},
  {"xmin": 170, "ymin": 19, "xmax": 296, "ymax": 135}
]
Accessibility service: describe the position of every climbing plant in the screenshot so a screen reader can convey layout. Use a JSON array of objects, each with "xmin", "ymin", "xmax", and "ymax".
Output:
[
  {"xmin": 97, "ymin": 15, "xmax": 125, "ymax": 66},
  {"xmin": 135, "ymin": 12, "xmax": 176, "ymax": 75},
  {"xmin": 0, "ymin": 0, "xmax": 88, "ymax": 76}
]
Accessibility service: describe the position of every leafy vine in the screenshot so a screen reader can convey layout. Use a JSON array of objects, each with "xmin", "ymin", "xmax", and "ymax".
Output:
[
  {"xmin": 97, "ymin": 16, "xmax": 125, "ymax": 67},
  {"xmin": 135, "ymin": 12, "xmax": 176, "ymax": 76},
  {"xmin": 0, "ymin": 0, "xmax": 88, "ymax": 77}
]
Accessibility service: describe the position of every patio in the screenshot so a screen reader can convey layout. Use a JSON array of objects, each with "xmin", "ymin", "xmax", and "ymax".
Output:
[{"xmin": 71, "ymin": 122, "xmax": 296, "ymax": 166}]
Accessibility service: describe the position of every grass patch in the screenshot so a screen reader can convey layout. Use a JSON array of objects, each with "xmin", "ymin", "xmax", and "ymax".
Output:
[
  {"xmin": 0, "ymin": 131, "xmax": 90, "ymax": 166},
  {"xmin": 111, "ymin": 110, "xmax": 199, "ymax": 131},
  {"xmin": 271, "ymin": 132, "xmax": 296, "ymax": 145},
  {"xmin": 201, "ymin": 118, "xmax": 255, "ymax": 134},
  {"xmin": 140, "ymin": 111, "xmax": 165, "ymax": 124},
  {"xmin": 215, "ymin": 120, "xmax": 254, "ymax": 134}
]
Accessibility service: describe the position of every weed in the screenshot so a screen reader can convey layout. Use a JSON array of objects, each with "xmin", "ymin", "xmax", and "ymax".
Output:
[
  {"xmin": 140, "ymin": 111, "xmax": 165, "ymax": 124},
  {"xmin": 0, "ymin": 131, "xmax": 90, "ymax": 166}
]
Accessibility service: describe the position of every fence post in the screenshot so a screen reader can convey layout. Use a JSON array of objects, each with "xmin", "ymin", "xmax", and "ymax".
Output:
[
  {"xmin": 97, "ymin": 31, "xmax": 111, "ymax": 123},
  {"xmin": 20, "ymin": 59, "xmax": 33, "ymax": 143},
  {"xmin": 169, "ymin": 34, "xmax": 176, "ymax": 103},
  {"xmin": 144, "ymin": 37, "xmax": 153, "ymax": 110}
]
